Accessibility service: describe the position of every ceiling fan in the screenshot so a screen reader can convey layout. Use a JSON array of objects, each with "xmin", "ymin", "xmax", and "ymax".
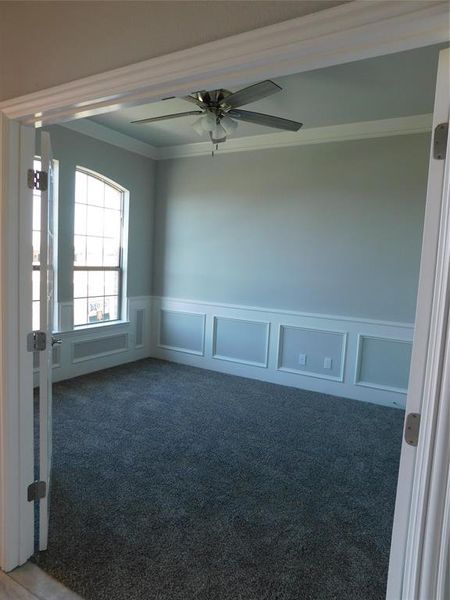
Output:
[{"xmin": 131, "ymin": 80, "xmax": 303, "ymax": 154}]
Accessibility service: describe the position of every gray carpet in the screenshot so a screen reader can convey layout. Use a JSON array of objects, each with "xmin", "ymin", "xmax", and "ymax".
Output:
[{"xmin": 33, "ymin": 358, "xmax": 404, "ymax": 600}]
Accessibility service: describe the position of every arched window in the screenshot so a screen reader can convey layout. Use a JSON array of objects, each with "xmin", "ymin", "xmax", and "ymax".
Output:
[{"xmin": 73, "ymin": 168, "xmax": 127, "ymax": 327}]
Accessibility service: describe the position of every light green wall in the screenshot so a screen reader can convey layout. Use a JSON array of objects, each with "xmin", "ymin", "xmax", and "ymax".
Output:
[
  {"xmin": 37, "ymin": 126, "xmax": 155, "ymax": 303},
  {"xmin": 154, "ymin": 133, "xmax": 430, "ymax": 323}
]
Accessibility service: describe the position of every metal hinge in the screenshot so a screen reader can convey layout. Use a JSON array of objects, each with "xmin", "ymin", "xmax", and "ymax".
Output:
[
  {"xmin": 27, "ymin": 168, "xmax": 48, "ymax": 191},
  {"xmin": 27, "ymin": 480, "xmax": 46, "ymax": 502},
  {"xmin": 433, "ymin": 123, "xmax": 448, "ymax": 160},
  {"xmin": 405, "ymin": 413, "xmax": 421, "ymax": 447},
  {"xmin": 27, "ymin": 330, "xmax": 47, "ymax": 352}
]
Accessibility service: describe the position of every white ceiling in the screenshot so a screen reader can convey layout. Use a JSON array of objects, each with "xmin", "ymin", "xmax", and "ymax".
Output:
[{"xmin": 89, "ymin": 44, "xmax": 445, "ymax": 148}]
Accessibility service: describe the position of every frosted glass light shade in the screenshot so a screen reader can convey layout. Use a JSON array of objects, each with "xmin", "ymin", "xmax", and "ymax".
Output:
[
  {"xmin": 211, "ymin": 123, "xmax": 227, "ymax": 143},
  {"xmin": 192, "ymin": 117, "xmax": 206, "ymax": 136},
  {"xmin": 221, "ymin": 115, "xmax": 238, "ymax": 134},
  {"xmin": 203, "ymin": 111, "xmax": 217, "ymax": 130}
]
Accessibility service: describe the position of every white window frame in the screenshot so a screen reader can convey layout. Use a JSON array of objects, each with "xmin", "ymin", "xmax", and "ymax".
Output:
[{"xmin": 73, "ymin": 166, "xmax": 129, "ymax": 329}]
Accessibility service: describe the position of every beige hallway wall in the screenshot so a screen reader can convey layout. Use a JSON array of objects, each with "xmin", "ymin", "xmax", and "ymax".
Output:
[{"xmin": 0, "ymin": 0, "xmax": 348, "ymax": 101}]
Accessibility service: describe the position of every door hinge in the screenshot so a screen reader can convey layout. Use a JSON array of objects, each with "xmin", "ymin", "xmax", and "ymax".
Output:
[
  {"xmin": 27, "ymin": 480, "xmax": 46, "ymax": 502},
  {"xmin": 405, "ymin": 412, "xmax": 421, "ymax": 447},
  {"xmin": 433, "ymin": 123, "xmax": 448, "ymax": 160},
  {"xmin": 27, "ymin": 168, "xmax": 48, "ymax": 191},
  {"xmin": 27, "ymin": 330, "xmax": 47, "ymax": 352}
]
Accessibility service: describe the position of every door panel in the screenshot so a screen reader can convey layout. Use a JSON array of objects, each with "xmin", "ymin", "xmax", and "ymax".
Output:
[{"xmin": 38, "ymin": 132, "xmax": 56, "ymax": 551}]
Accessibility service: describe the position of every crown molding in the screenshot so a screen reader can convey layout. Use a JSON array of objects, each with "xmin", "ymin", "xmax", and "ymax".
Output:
[
  {"xmin": 63, "ymin": 114, "xmax": 432, "ymax": 160},
  {"xmin": 157, "ymin": 114, "xmax": 433, "ymax": 159},
  {"xmin": 61, "ymin": 119, "xmax": 159, "ymax": 159},
  {"xmin": 0, "ymin": 1, "xmax": 447, "ymax": 125}
]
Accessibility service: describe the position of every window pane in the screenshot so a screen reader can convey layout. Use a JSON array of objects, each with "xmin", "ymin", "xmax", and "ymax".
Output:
[
  {"xmin": 105, "ymin": 271, "xmax": 119, "ymax": 296},
  {"xmin": 32, "ymin": 270, "xmax": 40, "ymax": 301},
  {"xmin": 104, "ymin": 296, "xmax": 118, "ymax": 321},
  {"xmin": 74, "ymin": 298, "xmax": 88, "ymax": 326},
  {"xmin": 32, "ymin": 301, "xmax": 40, "ymax": 331},
  {"xmin": 88, "ymin": 270, "xmax": 104, "ymax": 297},
  {"xmin": 87, "ymin": 205, "xmax": 104, "ymax": 237},
  {"xmin": 104, "ymin": 186, "xmax": 121, "ymax": 210},
  {"xmin": 74, "ymin": 169, "xmax": 125, "ymax": 326},
  {"xmin": 103, "ymin": 238, "xmax": 120, "ymax": 267},
  {"xmin": 103, "ymin": 209, "xmax": 121, "ymax": 239},
  {"xmin": 73, "ymin": 270, "xmax": 88, "ymax": 298},
  {"xmin": 74, "ymin": 203, "xmax": 87, "ymax": 235},
  {"xmin": 88, "ymin": 297, "xmax": 105, "ymax": 323},
  {"xmin": 87, "ymin": 176, "xmax": 104, "ymax": 207},
  {"xmin": 86, "ymin": 236, "xmax": 103, "ymax": 266},
  {"xmin": 33, "ymin": 231, "xmax": 40, "ymax": 265},
  {"xmin": 75, "ymin": 171, "xmax": 88, "ymax": 204},
  {"xmin": 33, "ymin": 194, "xmax": 41, "ymax": 232},
  {"xmin": 74, "ymin": 235, "xmax": 87, "ymax": 266}
]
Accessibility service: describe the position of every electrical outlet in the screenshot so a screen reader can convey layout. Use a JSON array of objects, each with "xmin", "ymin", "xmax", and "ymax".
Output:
[
  {"xmin": 324, "ymin": 357, "xmax": 332, "ymax": 370},
  {"xmin": 298, "ymin": 353, "xmax": 307, "ymax": 366}
]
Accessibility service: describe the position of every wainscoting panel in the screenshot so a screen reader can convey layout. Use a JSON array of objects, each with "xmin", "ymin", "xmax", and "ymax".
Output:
[
  {"xmin": 40, "ymin": 295, "xmax": 414, "ymax": 409},
  {"xmin": 213, "ymin": 316, "xmax": 269, "ymax": 367},
  {"xmin": 355, "ymin": 335, "xmax": 412, "ymax": 393},
  {"xmin": 278, "ymin": 325, "xmax": 346, "ymax": 381},
  {"xmin": 34, "ymin": 296, "xmax": 152, "ymax": 385},
  {"xmin": 72, "ymin": 333, "xmax": 128, "ymax": 363},
  {"xmin": 151, "ymin": 296, "xmax": 414, "ymax": 409},
  {"xmin": 158, "ymin": 309, "xmax": 205, "ymax": 355},
  {"xmin": 135, "ymin": 309, "xmax": 145, "ymax": 348}
]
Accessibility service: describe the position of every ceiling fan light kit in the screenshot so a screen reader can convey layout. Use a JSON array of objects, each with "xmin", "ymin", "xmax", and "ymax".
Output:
[{"xmin": 131, "ymin": 80, "xmax": 303, "ymax": 156}]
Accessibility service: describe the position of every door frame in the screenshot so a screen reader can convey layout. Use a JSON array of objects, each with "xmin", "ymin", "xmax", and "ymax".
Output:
[{"xmin": 0, "ymin": 0, "xmax": 448, "ymax": 592}]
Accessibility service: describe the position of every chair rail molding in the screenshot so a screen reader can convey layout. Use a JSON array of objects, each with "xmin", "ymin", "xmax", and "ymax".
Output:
[{"xmin": 0, "ymin": 1, "xmax": 447, "ymax": 125}]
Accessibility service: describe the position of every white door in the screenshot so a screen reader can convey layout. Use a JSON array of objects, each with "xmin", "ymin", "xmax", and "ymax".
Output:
[
  {"xmin": 38, "ymin": 131, "xmax": 57, "ymax": 551},
  {"xmin": 387, "ymin": 48, "xmax": 450, "ymax": 599}
]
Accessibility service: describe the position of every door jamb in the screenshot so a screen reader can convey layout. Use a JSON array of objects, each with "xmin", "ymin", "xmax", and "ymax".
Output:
[
  {"xmin": 0, "ymin": 117, "xmax": 35, "ymax": 571},
  {"xmin": 0, "ymin": 0, "xmax": 448, "ymax": 592}
]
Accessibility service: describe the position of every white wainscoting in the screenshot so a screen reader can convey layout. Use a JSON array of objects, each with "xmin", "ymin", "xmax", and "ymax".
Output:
[
  {"xmin": 40, "ymin": 294, "xmax": 414, "ymax": 408},
  {"xmin": 150, "ymin": 296, "xmax": 414, "ymax": 409},
  {"xmin": 34, "ymin": 296, "xmax": 152, "ymax": 384}
]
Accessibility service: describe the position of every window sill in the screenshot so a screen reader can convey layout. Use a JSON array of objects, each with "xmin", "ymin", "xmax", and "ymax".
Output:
[{"xmin": 56, "ymin": 319, "xmax": 130, "ymax": 336}]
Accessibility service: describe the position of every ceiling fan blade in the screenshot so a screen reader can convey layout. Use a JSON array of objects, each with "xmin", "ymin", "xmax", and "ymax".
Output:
[
  {"xmin": 228, "ymin": 109, "xmax": 302, "ymax": 132},
  {"xmin": 131, "ymin": 110, "xmax": 203, "ymax": 125},
  {"xmin": 224, "ymin": 80, "xmax": 281, "ymax": 108}
]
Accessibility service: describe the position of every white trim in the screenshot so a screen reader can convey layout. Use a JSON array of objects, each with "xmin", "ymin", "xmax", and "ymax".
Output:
[
  {"xmin": 152, "ymin": 294, "xmax": 413, "ymax": 330},
  {"xmin": 62, "ymin": 120, "xmax": 158, "ymax": 159},
  {"xmin": 71, "ymin": 319, "xmax": 131, "ymax": 336},
  {"xmin": 17, "ymin": 127, "xmax": 35, "ymax": 563},
  {"xmin": 134, "ymin": 308, "xmax": 145, "ymax": 350},
  {"xmin": 211, "ymin": 315, "xmax": 270, "ymax": 368},
  {"xmin": 57, "ymin": 301, "xmax": 73, "ymax": 332},
  {"xmin": 0, "ymin": 1, "xmax": 447, "ymax": 126},
  {"xmin": 277, "ymin": 324, "xmax": 347, "ymax": 383},
  {"xmin": 0, "ymin": 117, "xmax": 35, "ymax": 571},
  {"xmin": 61, "ymin": 114, "xmax": 433, "ymax": 160},
  {"xmin": 152, "ymin": 295, "xmax": 412, "ymax": 408},
  {"xmin": 158, "ymin": 114, "xmax": 433, "ymax": 159},
  {"xmin": 33, "ymin": 296, "xmax": 153, "ymax": 386},
  {"xmin": 157, "ymin": 309, "xmax": 206, "ymax": 357},
  {"xmin": 71, "ymin": 332, "xmax": 129, "ymax": 364},
  {"xmin": 0, "ymin": 0, "xmax": 448, "ymax": 581},
  {"xmin": 387, "ymin": 48, "xmax": 450, "ymax": 600},
  {"xmin": 354, "ymin": 334, "xmax": 412, "ymax": 394}
]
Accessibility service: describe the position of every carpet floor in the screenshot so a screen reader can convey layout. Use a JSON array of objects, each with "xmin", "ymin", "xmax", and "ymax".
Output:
[{"xmin": 33, "ymin": 358, "xmax": 404, "ymax": 600}]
